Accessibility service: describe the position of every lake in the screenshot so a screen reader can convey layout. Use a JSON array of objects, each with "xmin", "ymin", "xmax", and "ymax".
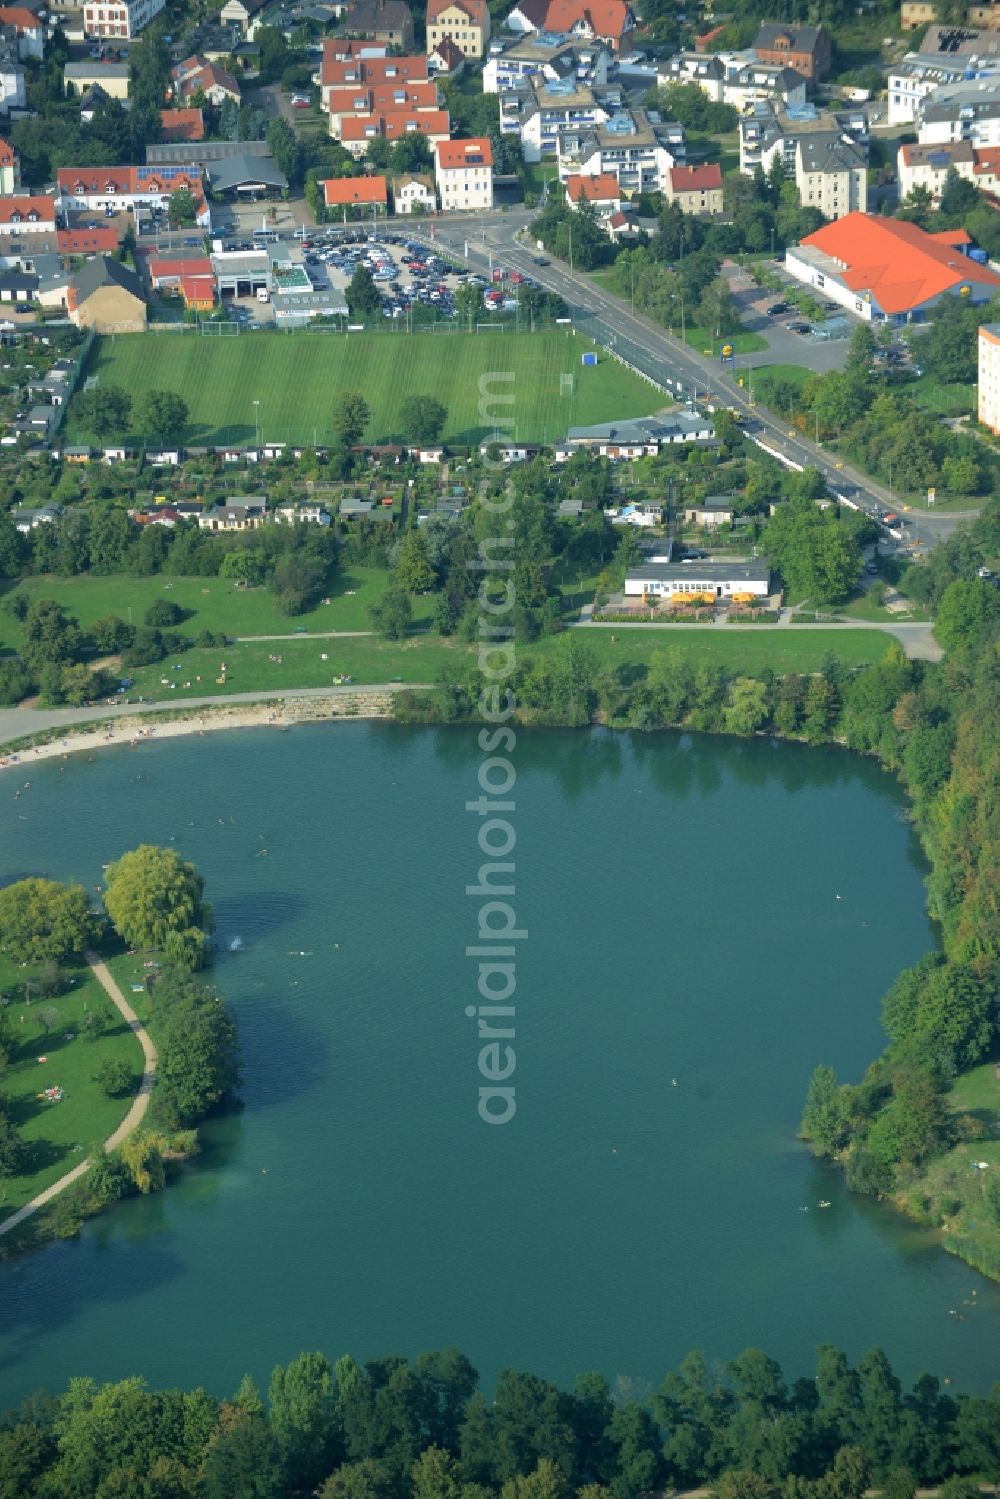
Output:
[{"xmin": 1, "ymin": 721, "xmax": 998, "ymax": 1406}]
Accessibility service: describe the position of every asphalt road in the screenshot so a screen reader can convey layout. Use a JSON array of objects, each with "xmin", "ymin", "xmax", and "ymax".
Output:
[{"xmin": 419, "ymin": 209, "xmax": 975, "ymax": 546}]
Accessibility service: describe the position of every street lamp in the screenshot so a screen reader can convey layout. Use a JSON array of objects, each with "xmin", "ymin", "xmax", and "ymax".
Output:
[{"xmin": 253, "ymin": 399, "xmax": 260, "ymax": 449}]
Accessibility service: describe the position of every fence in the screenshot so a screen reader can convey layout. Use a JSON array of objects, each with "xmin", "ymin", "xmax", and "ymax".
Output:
[{"xmin": 48, "ymin": 329, "xmax": 96, "ymax": 438}]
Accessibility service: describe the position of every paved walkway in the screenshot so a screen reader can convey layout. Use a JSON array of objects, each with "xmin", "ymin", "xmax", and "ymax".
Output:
[{"xmin": 0, "ymin": 955, "xmax": 157, "ymax": 1240}]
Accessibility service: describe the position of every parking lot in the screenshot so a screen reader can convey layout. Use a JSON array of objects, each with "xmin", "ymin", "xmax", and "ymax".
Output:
[{"xmin": 289, "ymin": 229, "xmax": 540, "ymax": 323}]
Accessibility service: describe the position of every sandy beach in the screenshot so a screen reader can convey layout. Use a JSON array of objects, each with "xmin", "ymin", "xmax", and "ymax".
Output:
[{"xmin": 0, "ymin": 686, "xmax": 407, "ymax": 773}]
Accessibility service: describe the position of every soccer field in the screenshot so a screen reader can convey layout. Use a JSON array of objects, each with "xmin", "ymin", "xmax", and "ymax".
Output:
[{"xmin": 70, "ymin": 330, "xmax": 667, "ymax": 448}]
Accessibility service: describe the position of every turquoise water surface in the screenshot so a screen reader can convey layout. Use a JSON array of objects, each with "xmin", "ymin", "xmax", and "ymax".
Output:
[{"xmin": 1, "ymin": 722, "xmax": 998, "ymax": 1405}]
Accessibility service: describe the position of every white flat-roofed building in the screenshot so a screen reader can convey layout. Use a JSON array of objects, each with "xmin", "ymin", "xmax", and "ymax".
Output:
[
  {"xmin": 484, "ymin": 32, "xmax": 610, "ymax": 93},
  {"xmin": 624, "ymin": 561, "xmax": 771, "ymax": 600}
]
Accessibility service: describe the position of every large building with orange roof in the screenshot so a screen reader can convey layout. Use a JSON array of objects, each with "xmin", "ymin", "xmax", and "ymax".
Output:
[{"xmin": 785, "ymin": 212, "xmax": 1000, "ymax": 322}]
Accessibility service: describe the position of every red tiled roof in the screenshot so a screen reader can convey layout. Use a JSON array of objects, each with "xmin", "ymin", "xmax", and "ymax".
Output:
[
  {"xmin": 323, "ymin": 174, "xmax": 388, "ymax": 205},
  {"xmin": 180, "ymin": 277, "xmax": 214, "ymax": 304},
  {"xmin": 427, "ymin": 0, "xmax": 487, "ymax": 23},
  {"xmin": 973, "ymin": 146, "xmax": 1000, "ymax": 174},
  {"xmin": 520, "ymin": 0, "xmax": 632, "ymax": 44},
  {"xmin": 0, "ymin": 6, "xmax": 40, "ymax": 28},
  {"xmin": 0, "ymin": 195, "xmax": 55, "ymax": 226},
  {"xmin": 566, "ymin": 172, "xmax": 620, "ymax": 202},
  {"xmin": 150, "ymin": 256, "xmax": 213, "ymax": 280},
  {"xmin": 668, "ymin": 163, "xmax": 722, "ymax": 192},
  {"xmin": 58, "ymin": 227, "xmax": 119, "ymax": 253},
  {"xmin": 435, "ymin": 136, "xmax": 492, "ymax": 169},
  {"xmin": 160, "ymin": 107, "xmax": 205, "ymax": 141},
  {"xmin": 321, "ymin": 48, "xmax": 427, "ymax": 88},
  {"xmin": 798, "ymin": 212, "xmax": 1000, "ymax": 314},
  {"xmin": 328, "ymin": 79, "xmax": 439, "ymax": 114},
  {"xmin": 341, "ymin": 107, "xmax": 449, "ymax": 141},
  {"xmin": 0, "ymin": 139, "xmax": 17, "ymax": 165}
]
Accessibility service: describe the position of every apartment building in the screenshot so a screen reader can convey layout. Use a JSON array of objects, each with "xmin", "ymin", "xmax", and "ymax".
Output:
[
  {"xmin": 483, "ymin": 33, "xmax": 611, "ymax": 93},
  {"xmin": 558, "ymin": 108, "xmax": 685, "ymax": 193},
  {"xmin": 888, "ymin": 24, "xmax": 1000, "ymax": 124},
  {"xmin": 426, "ymin": 0, "xmax": 490, "ymax": 59},
  {"xmin": 500, "ymin": 74, "xmax": 624, "ymax": 161},
  {"xmin": 326, "ymin": 75, "xmax": 440, "ymax": 136},
  {"xmin": 659, "ymin": 49, "xmax": 807, "ymax": 110},
  {"xmin": 83, "ymin": 0, "xmax": 164, "ymax": 38},
  {"xmin": 978, "ymin": 323, "xmax": 1000, "ymax": 432},
  {"xmin": 434, "ymin": 136, "xmax": 493, "ymax": 210},
  {"xmin": 916, "ymin": 78, "xmax": 1000, "ymax": 145},
  {"xmin": 795, "ymin": 133, "xmax": 868, "ymax": 217}
]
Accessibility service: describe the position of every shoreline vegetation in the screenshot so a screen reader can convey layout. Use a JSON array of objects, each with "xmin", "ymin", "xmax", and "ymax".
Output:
[{"xmin": 1, "ymin": 1341, "xmax": 999, "ymax": 1499}]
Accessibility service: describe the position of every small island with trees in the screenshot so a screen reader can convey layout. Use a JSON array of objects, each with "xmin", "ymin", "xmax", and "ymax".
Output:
[{"xmin": 0, "ymin": 844, "xmax": 239, "ymax": 1250}]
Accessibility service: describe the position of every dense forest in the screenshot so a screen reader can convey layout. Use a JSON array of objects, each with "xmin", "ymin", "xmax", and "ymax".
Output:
[{"xmin": 0, "ymin": 1341, "xmax": 998, "ymax": 1499}]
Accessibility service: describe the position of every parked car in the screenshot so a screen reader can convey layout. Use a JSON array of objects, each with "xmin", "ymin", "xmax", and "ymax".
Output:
[
  {"xmin": 291, "ymin": 94, "xmax": 311, "ymax": 107},
  {"xmin": 787, "ymin": 321, "xmax": 810, "ymax": 333},
  {"xmin": 767, "ymin": 302, "xmax": 789, "ymax": 314}
]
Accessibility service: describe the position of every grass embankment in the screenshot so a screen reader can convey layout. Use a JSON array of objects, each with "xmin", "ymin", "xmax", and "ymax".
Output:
[
  {"xmin": 0, "ymin": 568, "xmax": 435, "ymax": 654},
  {"xmin": 0, "ymin": 955, "xmax": 142, "ymax": 1222},
  {"xmin": 66, "ymin": 332, "xmax": 666, "ymax": 449},
  {"xmin": 105, "ymin": 627, "xmax": 893, "ymax": 704},
  {"xmin": 896, "ymin": 1061, "xmax": 1000, "ymax": 1280}
]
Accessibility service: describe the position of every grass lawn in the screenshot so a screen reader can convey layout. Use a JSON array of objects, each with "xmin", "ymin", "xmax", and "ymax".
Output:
[
  {"xmin": 42, "ymin": 626, "xmax": 894, "ymax": 706},
  {"xmin": 908, "ymin": 373, "xmax": 977, "ymax": 417},
  {"xmin": 899, "ymin": 1058, "xmax": 1000, "ymax": 1279},
  {"xmin": 0, "ymin": 568, "xmax": 435, "ymax": 654},
  {"xmin": 680, "ymin": 325, "xmax": 769, "ymax": 356},
  {"xmin": 752, "ymin": 363, "xmax": 813, "ymax": 389},
  {"xmin": 0, "ymin": 957, "xmax": 143, "ymax": 1222},
  {"xmin": 541, "ymin": 628, "xmax": 890, "ymax": 674},
  {"xmin": 834, "ymin": 592, "xmax": 930, "ymax": 623},
  {"xmin": 66, "ymin": 331, "xmax": 666, "ymax": 449}
]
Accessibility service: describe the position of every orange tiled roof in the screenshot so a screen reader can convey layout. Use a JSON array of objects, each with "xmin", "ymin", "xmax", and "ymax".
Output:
[
  {"xmin": 0, "ymin": 6, "xmax": 40, "ymax": 28},
  {"xmin": 668, "ymin": 163, "xmax": 722, "ymax": 192},
  {"xmin": 0, "ymin": 195, "xmax": 55, "ymax": 225},
  {"xmin": 320, "ymin": 48, "xmax": 427, "ymax": 88},
  {"xmin": 160, "ymin": 108, "xmax": 205, "ymax": 141},
  {"xmin": 328, "ymin": 79, "xmax": 438, "ymax": 114},
  {"xmin": 521, "ymin": 0, "xmax": 632, "ymax": 44},
  {"xmin": 58, "ymin": 226, "xmax": 119, "ymax": 253},
  {"xmin": 0, "ymin": 139, "xmax": 16, "ymax": 165},
  {"xmin": 799, "ymin": 212, "xmax": 1000, "ymax": 314},
  {"xmin": 435, "ymin": 135, "xmax": 492, "ymax": 169},
  {"xmin": 323, "ymin": 174, "xmax": 388, "ymax": 205},
  {"xmin": 150, "ymin": 256, "xmax": 214, "ymax": 279},
  {"xmin": 341, "ymin": 107, "xmax": 449, "ymax": 141},
  {"xmin": 566, "ymin": 172, "xmax": 620, "ymax": 201}
]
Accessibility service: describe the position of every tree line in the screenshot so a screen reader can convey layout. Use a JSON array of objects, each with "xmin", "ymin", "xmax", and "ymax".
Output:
[{"xmin": 0, "ymin": 1341, "xmax": 998, "ymax": 1499}]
